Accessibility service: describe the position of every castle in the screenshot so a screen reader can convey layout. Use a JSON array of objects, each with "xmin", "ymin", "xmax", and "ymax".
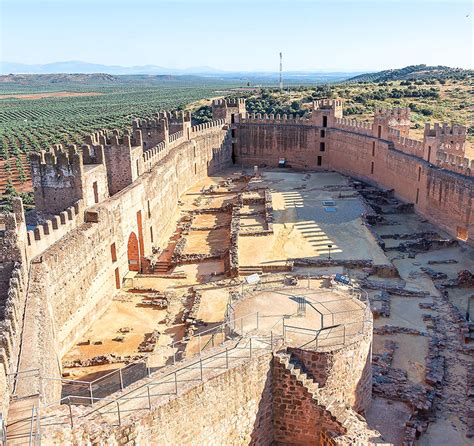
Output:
[{"xmin": 0, "ymin": 97, "xmax": 472, "ymax": 444}]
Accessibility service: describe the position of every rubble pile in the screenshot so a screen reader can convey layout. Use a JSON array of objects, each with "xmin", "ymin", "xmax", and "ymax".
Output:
[
  {"xmin": 369, "ymin": 290, "xmax": 390, "ymax": 318},
  {"xmin": 138, "ymin": 330, "xmax": 160, "ymax": 353},
  {"xmin": 438, "ymin": 269, "xmax": 474, "ymax": 289},
  {"xmin": 63, "ymin": 354, "xmax": 143, "ymax": 368}
]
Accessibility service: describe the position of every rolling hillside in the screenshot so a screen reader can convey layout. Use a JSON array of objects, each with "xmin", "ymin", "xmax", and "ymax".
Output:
[{"xmin": 348, "ymin": 65, "xmax": 473, "ymax": 83}]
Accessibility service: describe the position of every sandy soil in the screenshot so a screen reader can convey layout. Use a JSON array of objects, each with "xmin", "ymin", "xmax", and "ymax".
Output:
[
  {"xmin": 417, "ymin": 416, "xmax": 472, "ymax": 446},
  {"xmin": 196, "ymin": 288, "xmax": 229, "ymax": 323},
  {"xmin": 238, "ymin": 171, "xmax": 389, "ymax": 267},
  {"xmin": 192, "ymin": 212, "xmax": 231, "ymax": 228},
  {"xmin": 373, "ymin": 333, "xmax": 428, "ymax": 385},
  {"xmin": 62, "ymin": 292, "xmax": 167, "ymax": 379},
  {"xmin": 366, "ymin": 396, "xmax": 412, "ymax": 446},
  {"xmin": 183, "ymin": 228, "xmax": 230, "ymax": 254},
  {"xmin": 374, "ymin": 296, "xmax": 433, "ymax": 333}
]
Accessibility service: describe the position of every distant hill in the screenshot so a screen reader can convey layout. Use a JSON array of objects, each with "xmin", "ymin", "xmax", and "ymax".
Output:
[
  {"xmin": 0, "ymin": 61, "xmax": 226, "ymax": 76},
  {"xmin": 0, "ymin": 73, "xmax": 120, "ymax": 84},
  {"xmin": 347, "ymin": 65, "xmax": 473, "ymax": 82},
  {"xmin": 0, "ymin": 61, "xmax": 361, "ymax": 84}
]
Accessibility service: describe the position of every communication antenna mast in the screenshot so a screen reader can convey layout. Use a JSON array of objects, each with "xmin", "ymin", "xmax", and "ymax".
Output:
[{"xmin": 279, "ymin": 52, "xmax": 283, "ymax": 92}]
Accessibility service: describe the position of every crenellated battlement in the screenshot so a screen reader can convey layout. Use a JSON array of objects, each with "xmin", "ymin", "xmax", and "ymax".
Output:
[
  {"xmin": 133, "ymin": 114, "xmax": 168, "ymax": 131},
  {"xmin": 394, "ymin": 136, "xmax": 424, "ymax": 156},
  {"xmin": 30, "ymin": 144, "xmax": 82, "ymax": 171},
  {"xmin": 423, "ymin": 122, "xmax": 468, "ymax": 162},
  {"xmin": 26, "ymin": 200, "xmax": 84, "ymax": 259},
  {"xmin": 374, "ymin": 107, "xmax": 411, "ymax": 120},
  {"xmin": 436, "ymin": 150, "xmax": 473, "ymax": 177},
  {"xmin": 169, "ymin": 130, "xmax": 184, "ymax": 143},
  {"xmin": 212, "ymin": 98, "xmax": 246, "ymax": 122},
  {"xmin": 373, "ymin": 107, "xmax": 411, "ymax": 138},
  {"xmin": 334, "ymin": 117, "xmax": 373, "ymax": 135},
  {"xmin": 212, "ymin": 98, "xmax": 246, "ymax": 108},
  {"xmin": 241, "ymin": 113, "xmax": 310, "ymax": 125},
  {"xmin": 313, "ymin": 99, "xmax": 343, "ymax": 110},
  {"xmin": 424, "ymin": 122, "xmax": 467, "ymax": 138},
  {"xmin": 386, "ymin": 127, "xmax": 424, "ymax": 155},
  {"xmin": 30, "ymin": 144, "xmax": 84, "ymax": 216},
  {"xmin": 166, "ymin": 110, "xmax": 191, "ymax": 123},
  {"xmin": 191, "ymin": 119, "xmax": 226, "ymax": 134}
]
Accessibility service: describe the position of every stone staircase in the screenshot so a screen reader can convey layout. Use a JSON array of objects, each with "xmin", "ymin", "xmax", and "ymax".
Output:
[
  {"xmin": 238, "ymin": 265, "xmax": 263, "ymax": 276},
  {"xmin": 153, "ymin": 261, "xmax": 169, "ymax": 275},
  {"xmin": 275, "ymin": 351, "xmax": 385, "ymax": 445}
]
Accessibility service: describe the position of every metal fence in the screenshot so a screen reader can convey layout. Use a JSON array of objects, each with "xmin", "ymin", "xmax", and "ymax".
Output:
[
  {"xmin": 37, "ymin": 328, "xmax": 284, "ymax": 431},
  {"xmin": 9, "ymin": 279, "xmax": 369, "ymax": 405},
  {"xmin": 7, "ymin": 280, "xmax": 371, "ymax": 441}
]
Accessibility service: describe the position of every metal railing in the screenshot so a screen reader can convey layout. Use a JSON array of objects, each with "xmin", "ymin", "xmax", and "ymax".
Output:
[
  {"xmin": 38, "ymin": 330, "xmax": 284, "ymax": 430},
  {"xmin": 283, "ymin": 323, "xmax": 346, "ymax": 350},
  {"xmin": 36, "ymin": 311, "xmax": 262, "ymax": 406},
  {"xmin": 8, "ymin": 280, "xmax": 372, "ymax": 440},
  {"xmin": 8, "ymin": 281, "xmax": 370, "ymax": 400},
  {"xmin": 0, "ymin": 413, "xmax": 6, "ymax": 446}
]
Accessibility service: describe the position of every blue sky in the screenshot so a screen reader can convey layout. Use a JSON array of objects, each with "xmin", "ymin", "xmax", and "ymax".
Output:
[{"xmin": 1, "ymin": 0, "xmax": 472, "ymax": 71}]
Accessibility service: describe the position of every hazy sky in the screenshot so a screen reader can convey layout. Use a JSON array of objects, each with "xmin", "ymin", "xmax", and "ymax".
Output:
[{"xmin": 1, "ymin": 0, "xmax": 472, "ymax": 71}]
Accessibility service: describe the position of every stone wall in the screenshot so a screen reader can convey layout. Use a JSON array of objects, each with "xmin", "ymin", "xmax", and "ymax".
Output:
[
  {"xmin": 272, "ymin": 356, "xmax": 342, "ymax": 444},
  {"xmin": 43, "ymin": 351, "xmax": 275, "ymax": 445},
  {"xmin": 287, "ymin": 322, "xmax": 373, "ymax": 414},
  {"xmin": 0, "ymin": 199, "xmax": 29, "ymax": 414},
  {"xmin": 328, "ymin": 128, "xmax": 473, "ymax": 244},
  {"xmin": 236, "ymin": 121, "xmax": 325, "ymax": 170},
  {"xmin": 40, "ymin": 341, "xmax": 378, "ymax": 446},
  {"xmin": 235, "ymin": 112, "xmax": 473, "ymax": 244},
  {"xmin": 15, "ymin": 124, "xmax": 231, "ymax": 403}
]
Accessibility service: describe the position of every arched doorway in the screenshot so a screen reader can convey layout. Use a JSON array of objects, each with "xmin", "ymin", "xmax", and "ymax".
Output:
[{"xmin": 127, "ymin": 232, "xmax": 140, "ymax": 271}]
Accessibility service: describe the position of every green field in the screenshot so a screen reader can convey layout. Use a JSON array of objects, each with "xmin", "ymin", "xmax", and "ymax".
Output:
[{"xmin": 0, "ymin": 76, "xmax": 239, "ymax": 200}]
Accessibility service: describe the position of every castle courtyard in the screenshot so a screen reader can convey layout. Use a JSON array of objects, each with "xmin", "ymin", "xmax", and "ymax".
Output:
[
  {"xmin": 50, "ymin": 167, "xmax": 473, "ymax": 445},
  {"xmin": 1, "ymin": 99, "xmax": 472, "ymax": 445}
]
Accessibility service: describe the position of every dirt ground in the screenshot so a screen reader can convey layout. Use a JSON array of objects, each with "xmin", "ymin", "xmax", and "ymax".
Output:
[
  {"xmin": 366, "ymin": 396, "xmax": 412, "ymax": 445},
  {"xmin": 238, "ymin": 171, "xmax": 389, "ymax": 267},
  {"xmin": 62, "ymin": 292, "xmax": 167, "ymax": 379},
  {"xmin": 183, "ymin": 228, "xmax": 230, "ymax": 255}
]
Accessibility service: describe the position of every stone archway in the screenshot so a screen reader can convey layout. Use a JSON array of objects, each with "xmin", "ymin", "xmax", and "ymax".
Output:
[{"xmin": 127, "ymin": 232, "xmax": 140, "ymax": 271}]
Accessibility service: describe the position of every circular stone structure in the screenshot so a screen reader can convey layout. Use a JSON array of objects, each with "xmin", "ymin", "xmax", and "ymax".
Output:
[
  {"xmin": 233, "ymin": 285, "xmax": 369, "ymax": 349},
  {"xmin": 233, "ymin": 284, "xmax": 373, "ymax": 413}
]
